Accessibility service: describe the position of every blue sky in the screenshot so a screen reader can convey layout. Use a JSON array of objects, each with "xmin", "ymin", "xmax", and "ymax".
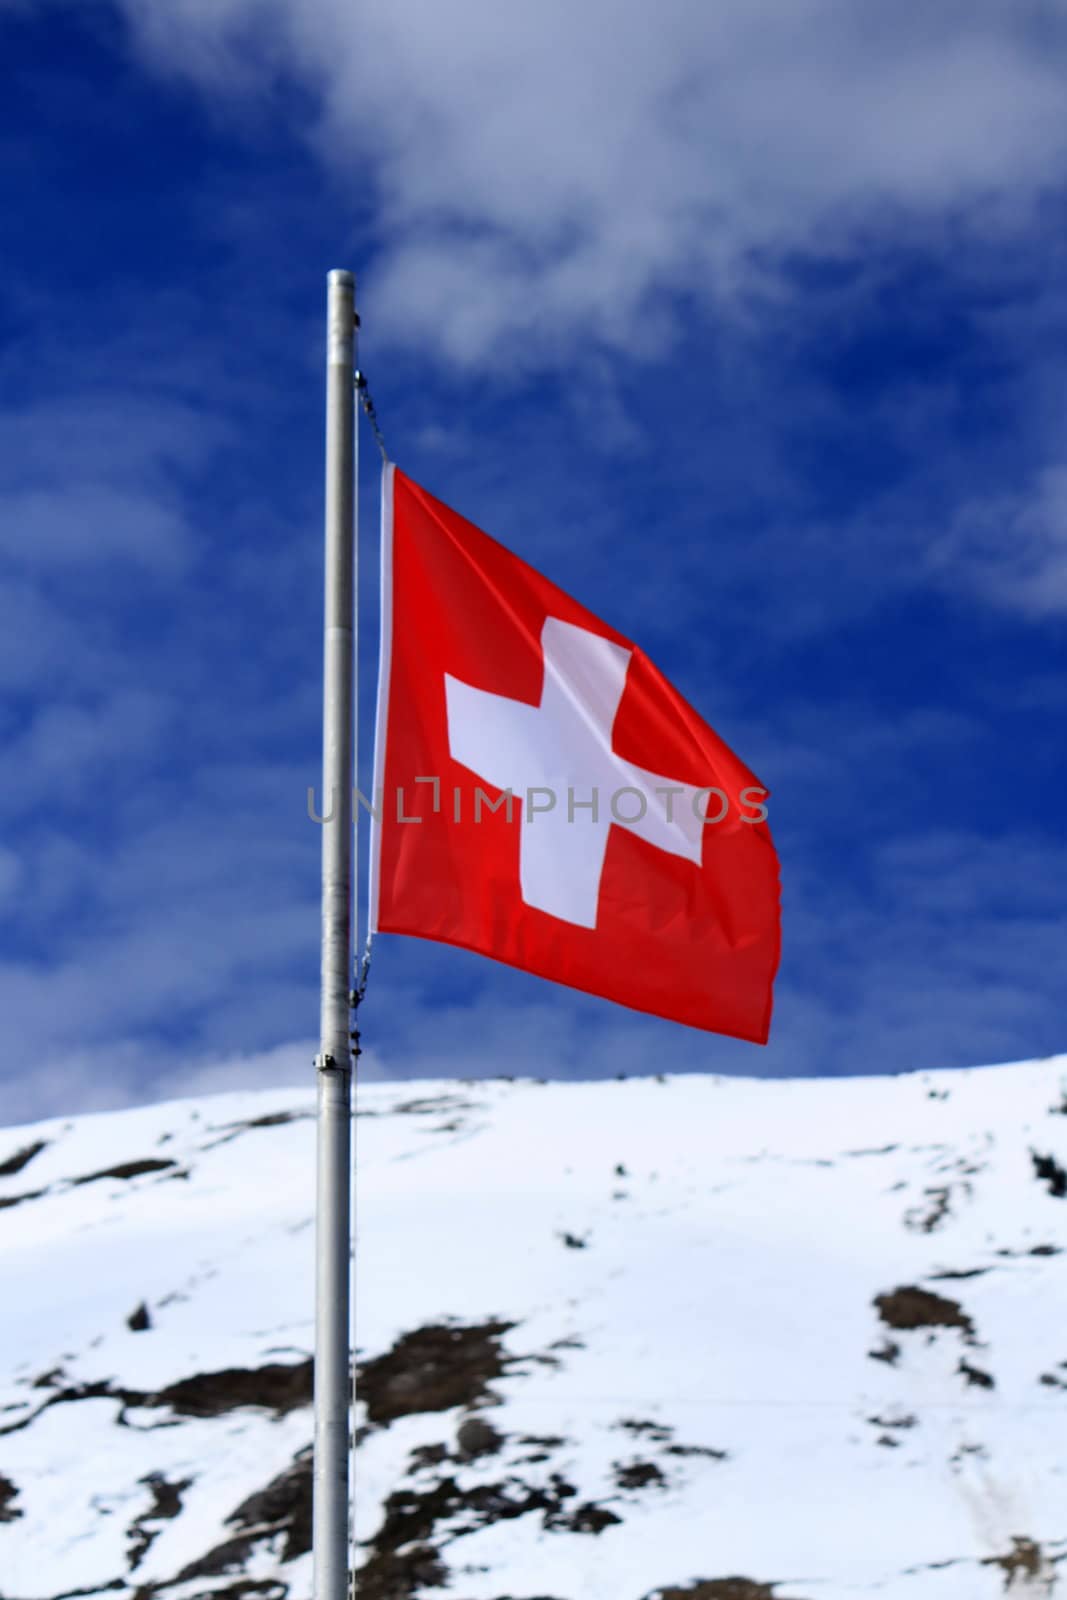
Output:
[{"xmin": 2, "ymin": 0, "xmax": 1065, "ymax": 1121}]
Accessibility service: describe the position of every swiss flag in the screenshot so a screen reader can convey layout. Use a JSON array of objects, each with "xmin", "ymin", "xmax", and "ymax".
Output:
[{"xmin": 369, "ymin": 466, "xmax": 780, "ymax": 1042}]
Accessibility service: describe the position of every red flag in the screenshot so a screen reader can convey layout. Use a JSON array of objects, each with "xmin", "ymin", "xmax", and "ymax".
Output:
[{"xmin": 369, "ymin": 466, "xmax": 780, "ymax": 1042}]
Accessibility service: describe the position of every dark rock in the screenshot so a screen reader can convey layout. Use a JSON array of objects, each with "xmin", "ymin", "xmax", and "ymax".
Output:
[
  {"xmin": 0, "ymin": 1472, "xmax": 22, "ymax": 1522},
  {"xmin": 456, "ymin": 1416, "xmax": 504, "ymax": 1459},
  {"xmin": 177, "ymin": 1585, "xmax": 286, "ymax": 1600},
  {"xmin": 31, "ymin": 1366, "xmax": 65, "ymax": 1389},
  {"xmin": 228, "ymin": 1448, "xmax": 312, "ymax": 1562},
  {"xmin": 982, "ymin": 1536, "xmax": 1049, "ymax": 1586},
  {"xmin": 174, "ymin": 1530, "xmax": 264, "ymax": 1583},
  {"xmin": 995, "ymin": 1243, "xmax": 1062, "ymax": 1258},
  {"xmin": 644, "ymin": 1583, "xmax": 812, "ymax": 1600},
  {"xmin": 199, "ymin": 1109, "xmax": 314, "ymax": 1151},
  {"xmin": 0, "ymin": 1188, "xmax": 47, "ymax": 1211},
  {"xmin": 874, "ymin": 1286, "xmax": 974, "ymax": 1336},
  {"xmin": 905, "ymin": 1187, "xmax": 952, "ymax": 1233},
  {"xmin": 958, "ymin": 1358, "xmax": 995, "ymax": 1390},
  {"xmin": 148, "ymin": 1361, "xmax": 313, "ymax": 1418},
  {"xmin": 356, "ymin": 1472, "xmax": 580, "ymax": 1598},
  {"xmin": 1, "ymin": 1359, "xmax": 313, "ymax": 1438},
  {"xmin": 614, "ymin": 1460, "xmax": 666, "ymax": 1489},
  {"xmin": 358, "ymin": 1320, "xmax": 515, "ymax": 1427},
  {"xmin": 544, "ymin": 1500, "xmax": 620, "ymax": 1534},
  {"xmin": 244, "ymin": 1111, "xmax": 304, "ymax": 1130},
  {"xmin": 664, "ymin": 1443, "xmax": 728, "ymax": 1460},
  {"xmin": 1031, "ymin": 1151, "xmax": 1067, "ymax": 1198},
  {"xmin": 166, "ymin": 1450, "xmax": 311, "ymax": 1585},
  {"xmin": 0, "ymin": 1139, "xmax": 48, "ymax": 1178},
  {"xmin": 617, "ymin": 1417, "xmax": 673, "ymax": 1442},
  {"xmin": 127, "ymin": 1472, "xmax": 191, "ymax": 1569},
  {"xmin": 72, "ymin": 1158, "xmax": 177, "ymax": 1186}
]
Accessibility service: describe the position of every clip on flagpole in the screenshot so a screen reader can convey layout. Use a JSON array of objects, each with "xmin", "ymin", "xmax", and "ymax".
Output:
[
  {"xmin": 314, "ymin": 268, "xmax": 357, "ymax": 1600},
  {"xmin": 354, "ymin": 369, "xmax": 389, "ymax": 464}
]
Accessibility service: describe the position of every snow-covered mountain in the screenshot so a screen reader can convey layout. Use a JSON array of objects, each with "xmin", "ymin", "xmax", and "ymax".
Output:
[{"xmin": 2, "ymin": 1060, "xmax": 1067, "ymax": 1600}]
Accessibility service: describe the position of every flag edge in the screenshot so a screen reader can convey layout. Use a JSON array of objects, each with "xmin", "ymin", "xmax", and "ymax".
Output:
[{"xmin": 367, "ymin": 459, "xmax": 396, "ymax": 936}]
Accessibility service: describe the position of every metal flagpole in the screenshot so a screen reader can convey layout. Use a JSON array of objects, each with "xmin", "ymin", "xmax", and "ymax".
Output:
[{"xmin": 314, "ymin": 268, "xmax": 357, "ymax": 1600}]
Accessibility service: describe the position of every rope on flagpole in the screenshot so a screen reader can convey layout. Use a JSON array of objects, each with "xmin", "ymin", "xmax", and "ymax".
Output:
[
  {"xmin": 354, "ymin": 370, "xmax": 389, "ymax": 463},
  {"xmin": 349, "ymin": 936, "xmax": 372, "ymax": 1021},
  {"xmin": 347, "ymin": 929, "xmax": 371, "ymax": 1597}
]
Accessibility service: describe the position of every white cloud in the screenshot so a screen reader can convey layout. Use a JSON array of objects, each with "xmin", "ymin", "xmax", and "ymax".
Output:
[
  {"xmin": 0, "ymin": 1037, "xmax": 375, "ymax": 1128},
  {"xmin": 114, "ymin": 0, "xmax": 1067, "ymax": 366},
  {"xmin": 1, "ymin": 688, "xmax": 173, "ymax": 819},
  {"xmin": 0, "ymin": 485, "xmax": 191, "ymax": 574},
  {"xmin": 165, "ymin": 1038, "xmax": 317, "ymax": 1098},
  {"xmin": 0, "ymin": 846, "xmax": 23, "ymax": 909},
  {"xmin": 933, "ymin": 464, "xmax": 1067, "ymax": 617},
  {"xmin": 0, "ymin": 392, "xmax": 220, "ymax": 577},
  {"xmin": 0, "ymin": 395, "xmax": 220, "ymax": 487},
  {"xmin": 0, "ymin": 577, "xmax": 84, "ymax": 692}
]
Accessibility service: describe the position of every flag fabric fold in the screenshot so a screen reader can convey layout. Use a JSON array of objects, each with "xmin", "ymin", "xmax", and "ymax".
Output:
[{"xmin": 369, "ymin": 464, "xmax": 780, "ymax": 1042}]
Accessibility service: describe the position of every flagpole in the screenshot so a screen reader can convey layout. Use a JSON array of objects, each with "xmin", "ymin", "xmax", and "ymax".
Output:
[{"xmin": 314, "ymin": 267, "xmax": 356, "ymax": 1600}]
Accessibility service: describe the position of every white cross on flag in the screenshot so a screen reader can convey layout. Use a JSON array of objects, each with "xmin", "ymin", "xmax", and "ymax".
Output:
[{"xmin": 369, "ymin": 466, "xmax": 780, "ymax": 1041}]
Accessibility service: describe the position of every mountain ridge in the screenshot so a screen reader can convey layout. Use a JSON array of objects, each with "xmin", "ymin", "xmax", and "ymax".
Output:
[{"xmin": 1, "ymin": 1059, "xmax": 1066, "ymax": 1599}]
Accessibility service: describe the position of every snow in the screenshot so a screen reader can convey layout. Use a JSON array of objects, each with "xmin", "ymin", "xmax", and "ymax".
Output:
[{"xmin": 1, "ymin": 1059, "xmax": 1066, "ymax": 1599}]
